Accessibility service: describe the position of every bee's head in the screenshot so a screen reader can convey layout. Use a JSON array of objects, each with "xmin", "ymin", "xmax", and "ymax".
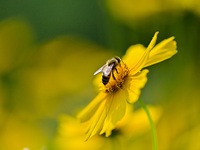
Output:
[{"xmin": 107, "ymin": 56, "xmax": 121, "ymax": 66}]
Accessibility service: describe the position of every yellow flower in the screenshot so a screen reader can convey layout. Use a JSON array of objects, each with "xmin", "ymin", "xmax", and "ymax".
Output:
[{"xmin": 78, "ymin": 32, "xmax": 177, "ymax": 141}]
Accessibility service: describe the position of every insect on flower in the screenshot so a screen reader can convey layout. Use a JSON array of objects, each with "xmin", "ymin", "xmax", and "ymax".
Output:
[
  {"xmin": 93, "ymin": 56, "xmax": 122, "ymax": 85},
  {"xmin": 78, "ymin": 32, "xmax": 178, "ymax": 141}
]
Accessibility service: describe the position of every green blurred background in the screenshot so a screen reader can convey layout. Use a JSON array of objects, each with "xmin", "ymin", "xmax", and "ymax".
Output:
[{"xmin": 0, "ymin": 0, "xmax": 200, "ymax": 149}]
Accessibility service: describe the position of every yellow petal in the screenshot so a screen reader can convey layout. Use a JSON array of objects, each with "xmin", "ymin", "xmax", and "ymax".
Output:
[
  {"xmin": 123, "ymin": 32, "xmax": 158, "ymax": 75},
  {"xmin": 123, "ymin": 69, "xmax": 149, "ymax": 103},
  {"xmin": 93, "ymin": 73, "xmax": 103, "ymax": 92},
  {"xmin": 146, "ymin": 31, "xmax": 159, "ymax": 51},
  {"xmin": 77, "ymin": 92, "xmax": 107, "ymax": 122},
  {"xmin": 123, "ymin": 44, "xmax": 146, "ymax": 71},
  {"xmin": 85, "ymin": 99, "xmax": 107, "ymax": 141},
  {"xmin": 100, "ymin": 90, "xmax": 126, "ymax": 137},
  {"xmin": 144, "ymin": 36, "xmax": 177, "ymax": 67}
]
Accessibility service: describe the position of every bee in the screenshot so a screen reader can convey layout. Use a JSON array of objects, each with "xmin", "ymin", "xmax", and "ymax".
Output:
[{"xmin": 94, "ymin": 56, "xmax": 121, "ymax": 85}]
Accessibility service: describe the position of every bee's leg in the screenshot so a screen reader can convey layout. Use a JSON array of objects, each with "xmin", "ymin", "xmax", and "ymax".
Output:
[
  {"xmin": 112, "ymin": 71, "xmax": 116, "ymax": 80},
  {"xmin": 114, "ymin": 68, "xmax": 119, "ymax": 74},
  {"xmin": 112, "ymin": 70, "xmax": 119, "ymax": 83}
]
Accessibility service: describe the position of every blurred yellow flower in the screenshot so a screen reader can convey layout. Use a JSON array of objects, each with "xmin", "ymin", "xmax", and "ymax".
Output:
[
  {"xmin": 116, "ymin": 105, "xmax": 162, "ymax": 137},
  {"xmin": 105, "ymin": 0, "xmax": 161, "ymax": 22},
  {"xmin": 55, "ymin": 105, "xmax": 161, "ymax": 150},
  {"xmin": 78, "ymin": 32, "xmax": 177, "ymax": 140},
  {"xmin": 105, "ymin": 0, "xmax": 200, "ymax": 24}
]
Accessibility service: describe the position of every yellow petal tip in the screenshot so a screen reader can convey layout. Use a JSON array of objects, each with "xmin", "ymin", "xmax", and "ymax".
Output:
[
  {"xmin": 155, "ymin": 31, "xmax": 159, "ymax": 35},
  {"xmin": 147, "ymin": 32, "xmax": 159, "ymax": 51}
]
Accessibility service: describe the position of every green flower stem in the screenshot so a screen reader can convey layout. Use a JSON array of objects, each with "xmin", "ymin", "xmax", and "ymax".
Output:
[{"xmin": 138, "ymin": 99, "xmax": 157, "ymax": 150}]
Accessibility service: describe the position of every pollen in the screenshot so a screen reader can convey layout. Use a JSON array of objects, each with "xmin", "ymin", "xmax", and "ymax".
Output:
[{"xmin": 104, "ymin": 61, "xmax": 129, "ymax": 93}]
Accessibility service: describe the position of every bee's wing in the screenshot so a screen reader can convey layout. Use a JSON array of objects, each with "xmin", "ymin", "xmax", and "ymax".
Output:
[
  {"xmin": 93, "ymin": 64, "xmax": 106, "ymax": 75},
  {"xmin": 103, "ymin": 63, "xmax": 114, "ymax": 77}
]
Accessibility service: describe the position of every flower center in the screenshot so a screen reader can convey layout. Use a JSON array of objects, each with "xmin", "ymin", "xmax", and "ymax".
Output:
[{"xmin": 104, "ymin": 61, "xmax": 129, "ymax": 93}]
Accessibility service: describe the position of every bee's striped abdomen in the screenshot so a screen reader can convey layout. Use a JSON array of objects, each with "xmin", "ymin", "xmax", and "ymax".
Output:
[{"xmin": 102, "ymin": 75, "xmax": 110, "ymax": 85}]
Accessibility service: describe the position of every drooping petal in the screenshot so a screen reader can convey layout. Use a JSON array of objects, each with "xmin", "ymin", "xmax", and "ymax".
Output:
[
  {"xmin": 83, "ymin": 90, "xmax": 126, "ymax": 140},
  {"xmin": 123, "ymin": 32, "xmax": 158, "ymax": 75},
  {"xmin": 144, "ymin": 36, "xmax": 177, "ymax": 67},
  {"xmin": 77, "ymin": 92, "xmax": 107, "ymax": 122},
  {"xmin": 100, "ymin": 90, "xmax": 126, "ymax": 137},
  {"xmin": 124, "ymin": 69, "xmax": 149, "ymax": 103},
  {"xmin": 84, "ymin": 99, "xmax": 107, "ymax": 141}
]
